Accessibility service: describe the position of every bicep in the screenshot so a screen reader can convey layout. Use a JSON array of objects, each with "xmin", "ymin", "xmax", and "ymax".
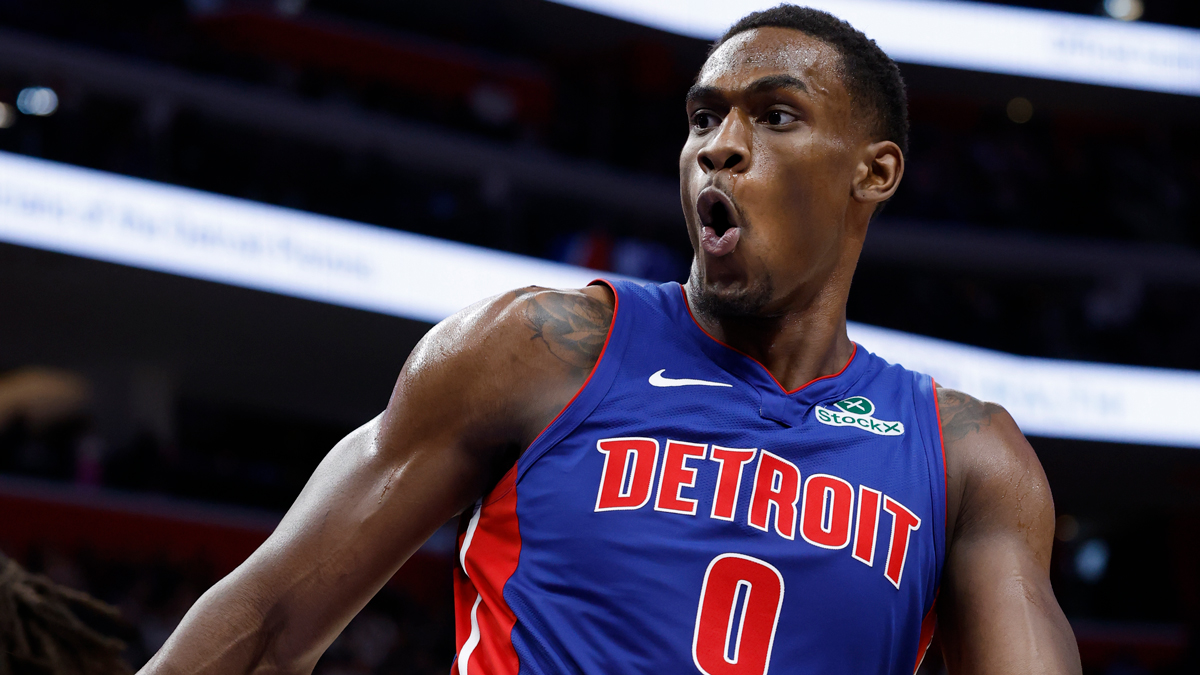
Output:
[
  {"xmin": 936, "ymin": 396, "xmax": 1080, "ymax": 674},
  {"xmin": 939, "ymin": 522, "xmax": 1075, "ymax": 674}
]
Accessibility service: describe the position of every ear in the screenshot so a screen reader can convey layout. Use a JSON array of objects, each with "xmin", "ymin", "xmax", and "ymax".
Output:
[{"xmin": 851, "ymin": 140, "xmax": 904, "ymax": 206}]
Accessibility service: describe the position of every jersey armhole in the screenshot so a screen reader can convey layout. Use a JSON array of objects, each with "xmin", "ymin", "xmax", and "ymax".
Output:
[
  {"xmin": 912, "ymin": 374, "xmax": 949, "ymax": 609},
  {"xmin": 511, "ymin": 279, "xmax": 630, "ymax": 486}
]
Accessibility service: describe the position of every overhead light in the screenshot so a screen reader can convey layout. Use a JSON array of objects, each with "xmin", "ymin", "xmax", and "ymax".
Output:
[
  {"xmin": 1006, "ymin": 97, "xmax": 1034, "ymax": 124},
  {"xmin": 16, "ymin": 87, "xmax": 58, "ymax": 116},
  {"xmin": 1104, "ymin": 0, "xmax": 1144, "ymax": 22},
  {"xmin": 1075, "ymin": 539, "xmax": 1110, "ymax": 583}
]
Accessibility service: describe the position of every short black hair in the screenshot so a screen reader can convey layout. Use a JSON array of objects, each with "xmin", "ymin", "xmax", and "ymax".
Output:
[{"xmin": 713, "ymin": 4, "xmax": 909, "ymax": 157}]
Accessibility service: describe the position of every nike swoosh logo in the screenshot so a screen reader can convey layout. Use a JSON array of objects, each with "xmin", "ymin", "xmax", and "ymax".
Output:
[{"xmin": 649, "ymin": 369, "xmax": 733, "ymax": 388}]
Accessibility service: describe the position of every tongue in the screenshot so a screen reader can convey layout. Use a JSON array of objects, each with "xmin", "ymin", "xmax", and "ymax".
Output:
[{"xmin": 701, "ymin": 226, "xmax": 740, "ymax": 256}]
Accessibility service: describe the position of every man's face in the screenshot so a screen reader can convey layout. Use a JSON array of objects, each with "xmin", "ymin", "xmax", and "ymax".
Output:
[{"xmin": 680, "ymin": 27, "xmax": 868, "ymax": 318}]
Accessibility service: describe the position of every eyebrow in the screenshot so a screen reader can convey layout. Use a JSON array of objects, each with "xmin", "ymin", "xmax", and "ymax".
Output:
[
  {"xmin": 686, "ymin": 74, "xmax": 809, "ymax": 105},
  {"xmin": 746, "ymin": 74, "xmax": 809, "ymax": 96}
]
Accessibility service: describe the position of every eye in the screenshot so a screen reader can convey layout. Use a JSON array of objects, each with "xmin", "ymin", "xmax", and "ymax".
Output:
[
  {"xmin": 691, "ymin": 111, "xmax": 720, "ymax": 130},
  {"xmin": 763, "ymin": 109, "xmax": 799, "ymax": 126}
]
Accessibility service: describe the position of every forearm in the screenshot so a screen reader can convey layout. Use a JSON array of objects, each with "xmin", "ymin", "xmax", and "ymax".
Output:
[
  {"xmin": 139, "ymin": 570, "xmax": 305, "ymax": 675},
  {"xmin": 139, "ymin": 417, "xmax": 475, "ymax": 674}
]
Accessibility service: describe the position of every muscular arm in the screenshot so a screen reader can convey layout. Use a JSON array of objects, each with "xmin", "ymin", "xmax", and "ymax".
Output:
[
  {"xmin": 935, "ymin": 387, "xmax": 1081, "ymax": 675},
  {"xmin": 140, "ymin": 285, "xmax": 614, "ymax": 675}
]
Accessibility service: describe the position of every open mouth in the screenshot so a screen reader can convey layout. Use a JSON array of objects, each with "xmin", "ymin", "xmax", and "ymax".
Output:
[
  {"xmin": 708, "ymin": 201, "xmax": 734, "ymax": 236},
  {"xmin": 696, "ymin": 188, "xmax": 742, "ymax": 257}
]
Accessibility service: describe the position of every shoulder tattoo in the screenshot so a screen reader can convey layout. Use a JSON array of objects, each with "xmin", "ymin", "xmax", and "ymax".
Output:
[
  {"xmin": 937, "ymin": 387, "xmax": 1005, "ymax": 443},
  {"xmin": 519, "ymin": 288, "xmax": 614, "ymax": 375}
]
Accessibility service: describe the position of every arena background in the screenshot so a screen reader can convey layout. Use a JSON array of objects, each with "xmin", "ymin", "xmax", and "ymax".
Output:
[{"xmin": 0, "ymin": 0, "xmax": 1198, "ymax": 672}]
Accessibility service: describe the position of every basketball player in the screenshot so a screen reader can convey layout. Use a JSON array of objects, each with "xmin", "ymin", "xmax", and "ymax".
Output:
[{"xmin": 142, "ymin": 6, "xmax": 1081, "ymax": 674}]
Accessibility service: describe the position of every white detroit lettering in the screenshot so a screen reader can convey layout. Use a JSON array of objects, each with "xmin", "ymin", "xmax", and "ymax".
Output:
[{"xmin": 593, "ymin": 437, "xmax": 921, "ymax": 590}]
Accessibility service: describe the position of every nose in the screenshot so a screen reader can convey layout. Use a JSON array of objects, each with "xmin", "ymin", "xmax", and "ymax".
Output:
[{"xmin": 697, "ymin": 110, "xmax": 751, "ymax": 174}]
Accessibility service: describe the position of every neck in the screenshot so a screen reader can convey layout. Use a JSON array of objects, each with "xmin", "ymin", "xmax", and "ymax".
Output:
[{"xmin": 685, "ymin": 277, "xmax": 855, "ymax": 392}]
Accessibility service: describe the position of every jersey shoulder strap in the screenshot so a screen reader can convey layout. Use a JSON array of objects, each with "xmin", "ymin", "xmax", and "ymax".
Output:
[{"xmin": 513, "ymin": 278, "xmax": 656, "ymax": 479}]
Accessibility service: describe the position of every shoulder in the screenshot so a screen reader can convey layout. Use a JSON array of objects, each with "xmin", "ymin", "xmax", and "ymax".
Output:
[
  {"xmin": 936, "ymin": 386, "xmax": 1054, "ymax": 564},
  {"xmin": 393, "ymin": 284, "xmax": 616, "ymax": 448},
  {"xmin": 936, "ymin": 386, "xmax": 1016, "ymax": 447},
  {"xmin": 406, "ymin": 284, "xmax": 614, "ymax": 370},
  {"xmin": 509, "ymin": 284, "xmax": 616, "ymax": 375}
]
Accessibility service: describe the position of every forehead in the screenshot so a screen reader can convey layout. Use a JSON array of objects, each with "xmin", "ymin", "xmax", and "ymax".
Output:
[{"xmin": 699, "ymin": 27, "xmax": 846, "ymax": 98}]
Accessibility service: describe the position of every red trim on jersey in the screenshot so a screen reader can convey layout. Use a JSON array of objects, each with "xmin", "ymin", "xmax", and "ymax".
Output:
[
  {"xmin": 678, "ymin": 285, "xmax": 857, "ymax": 395},
  {"xmin": 913, "ymin": 597, "xmax": 938, "ymax": 673},
  {"xmin": 452, "ymin": 564, "xmax": 477, "ymax": 669},
  {"xmin": 454, "ymin": 282, "xmax": 615, "ymax": 671},
  {"xmin": 931, "ymin": 379, "xmax": 950, "ymax": 550},
  {"xmin": 520, "ymin": 280, "xmax": 619, "ymax": 455},
  {"xmin": 923, "ymin": 382, "xmax": 948, "ymax": 674},
  {"xmin": 456, "ymin": 465, "xmax": 522, "ymax": 675}
]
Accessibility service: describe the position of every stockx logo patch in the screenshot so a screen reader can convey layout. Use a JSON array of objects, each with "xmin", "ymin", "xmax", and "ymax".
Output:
[{"xmin": 815, "ymin": 396, "xmax": 905, "ymax": 436}]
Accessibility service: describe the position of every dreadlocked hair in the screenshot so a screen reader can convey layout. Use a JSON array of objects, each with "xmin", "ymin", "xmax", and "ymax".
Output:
[{"xmin": 0, "ymin": 554, "xmax": 131, "ymax": 675}]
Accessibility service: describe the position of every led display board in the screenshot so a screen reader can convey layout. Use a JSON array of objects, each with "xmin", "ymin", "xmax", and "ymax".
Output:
[
  {"xmin": 1, "ymin": 150, "xmax": 1197, "ymax": 447},
  {"xmin": 550, "ymin": 0, "xmax": 1200, "ymax": 96}
]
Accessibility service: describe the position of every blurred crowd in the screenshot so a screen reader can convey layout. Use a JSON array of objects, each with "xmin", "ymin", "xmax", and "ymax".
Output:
[
  {"xmin": 895, "ymin": 102, "xmax": 1199, "ymax": 246},
  {"xmin": 0, "ymin": 367, "xmax": 455, "ymax": 673},
  {"xmin": 8, "ymin": 545, "xmax": 454, "ymax": 673},
  {"xmin": 0, "ymin": 369, "xmax": 344, "ymax": 510}
]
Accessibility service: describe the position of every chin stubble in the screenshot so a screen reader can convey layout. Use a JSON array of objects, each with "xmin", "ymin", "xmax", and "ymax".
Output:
[{"xmin": 688, "ymin": 270, "xmax": 775, "ymax": 320}]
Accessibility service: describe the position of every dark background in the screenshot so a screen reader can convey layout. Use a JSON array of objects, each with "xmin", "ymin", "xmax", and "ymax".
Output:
[{"xmin": 0, "ymin": 1, "xmax": 1197, "ymax": 673}]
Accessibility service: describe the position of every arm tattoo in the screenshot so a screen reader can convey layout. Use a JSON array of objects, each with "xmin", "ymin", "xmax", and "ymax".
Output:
[
  {"xmin": 519, "ymin": 289, "xmax": 614, "ymax": 375},
  {"xmin": 938, "ymin": 387, "xmax": 1005, "ymax": 442}
]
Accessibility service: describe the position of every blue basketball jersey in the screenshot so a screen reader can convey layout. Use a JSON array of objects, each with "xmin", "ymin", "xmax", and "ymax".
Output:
[{"xmin": 453, "ymin": 280, "xmax": 947, "ymax": 675}]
